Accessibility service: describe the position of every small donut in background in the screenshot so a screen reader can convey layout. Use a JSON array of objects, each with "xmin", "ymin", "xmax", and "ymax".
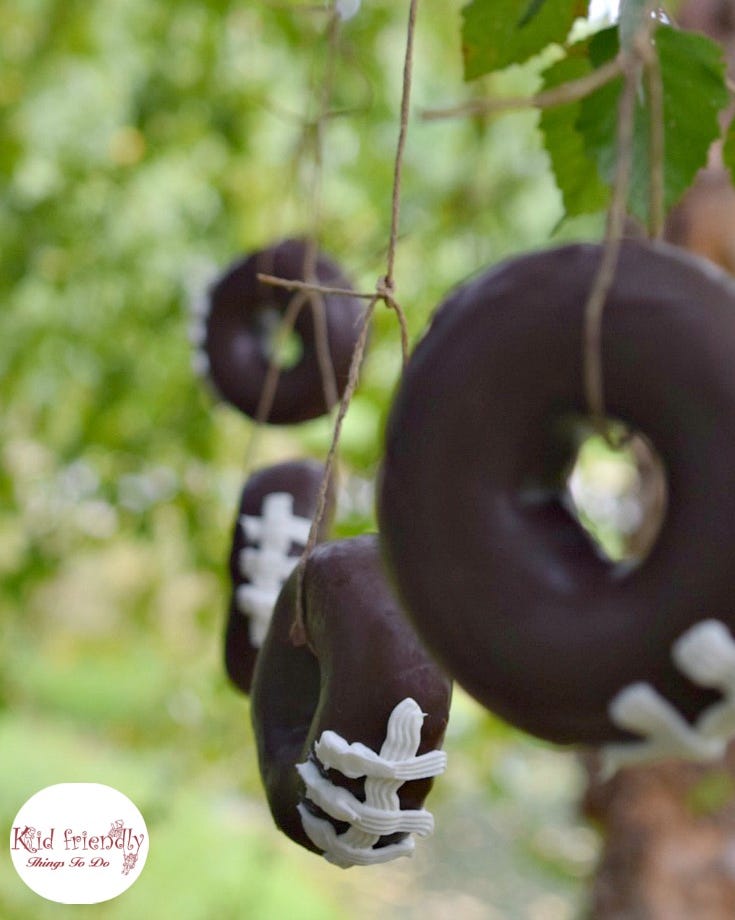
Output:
[
  {"xmin": 250, "ymin": 534, "xmax": 451, "ymax": 867},
  {"xmin": 225, "ymin": 459, "xmax": 335, "ymax": 694},
  {"xmin": 193, "ymin": 238, "xmax": 364, "ymax": 424},
  {"xmin": 379, "ymin": 239, "xmax": 735, "ymax": 768}
]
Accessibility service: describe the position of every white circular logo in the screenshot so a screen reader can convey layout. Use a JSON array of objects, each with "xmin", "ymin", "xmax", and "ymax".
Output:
[{"xmin": 9, "ymin": 783, "xmax": 149, "ymax": 905}]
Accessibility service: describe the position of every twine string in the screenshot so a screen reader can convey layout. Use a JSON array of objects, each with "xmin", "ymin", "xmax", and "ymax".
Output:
[
  {"xmin": 582, "ymin": 3, "xmax": 660, "ymax": 436},
  {"xmin": 289, "ymin": 0, "xmax": 421, "ymax": 645},
  {"xmin": 303, "ymin": 9, "xmax": 341, "ymax": 414},
  {"xmin": 243, "ymin": 5, "xmax": 342, "ymax": 471},
  {"xmin": 645, "ymin": 31, "xmax": 664, "ymax": 240}
]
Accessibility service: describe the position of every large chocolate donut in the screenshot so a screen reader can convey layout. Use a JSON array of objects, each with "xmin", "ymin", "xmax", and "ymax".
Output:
[
  {"xmin": 224, "ymin": 459, "xmax": 334, "ymax": 694},
  {"xmin": 195, "ymin": 239, "xmax": 364, "ymax": 424},
  {"xmin": 250, "ymin": 534, "xmax": 451, "ymax": 867},
  {"xmin": 378, "ymin": 239, "xmax": 735, "ymax": 755}
]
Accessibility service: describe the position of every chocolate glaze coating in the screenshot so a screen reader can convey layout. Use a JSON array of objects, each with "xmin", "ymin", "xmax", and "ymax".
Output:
[
  {"xmin": 250, "ymin": 534, "xmax": 452, "ymax": 855},
  {"xmin": 203, "ymin": 238, "xmax": 364, "ymax": 424},
  {"xmin": 378, "ymin": 240, "xmax": 735, "ymax": 745},
  {"xmin": 225, "ymin": 459, "xmax": 334, "ymax": 694}
]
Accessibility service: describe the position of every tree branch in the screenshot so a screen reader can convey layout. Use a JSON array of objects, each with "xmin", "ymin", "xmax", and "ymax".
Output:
[{"xmin": 422, "ymin": 56, "xmax": 623, "ymax": 122}]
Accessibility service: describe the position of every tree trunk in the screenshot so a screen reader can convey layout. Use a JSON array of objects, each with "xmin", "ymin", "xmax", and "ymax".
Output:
[{"xmin": 584, "ymin": 749, "xmax": 735, "ymax": 919}]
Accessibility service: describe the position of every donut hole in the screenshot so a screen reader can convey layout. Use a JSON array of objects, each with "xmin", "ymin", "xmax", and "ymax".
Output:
[
  {"xmin": 565, "ymin": 422, "xmax": 667, "ymax": 565},
  {"xmin": 254, "ymin": 307, "xmax": 304, "ymax": 370}
]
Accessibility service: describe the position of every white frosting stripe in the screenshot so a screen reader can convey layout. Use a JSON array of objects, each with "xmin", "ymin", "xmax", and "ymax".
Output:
[
  {"xmin": 241, "ymin": 493, "xmax": 311, "ymax": 550},
  {"xmin": 297, "ymin": 806, "xmax": 416, "ymax": 867},
  {"xmin": 240, "ymin": 547, "xmax": 297, "ymax": 587},
  {"xmin": 603, "ymin": 619, "xmax": 735, "ymax": 775},
  {"xmin": 297, "ymin": 697, "xmax": 446, "ymax": 868},
  {"xmin": 673, "ymin": 619, "xmax": 735, "ymax": 739},
  {"xmin": 236, "ymin": 492, "xmax": 312, "ymax": 647},
  {"xmin": 314, "ymin": 732, "xmax": 446, "ymax": 781},
  {"xmin": 296, "ymin": 760, "xmax": 435, "ymax": 836},
  {"xmin": 234, "ymin": 584, "xmax": 272, "ymax": 647}
]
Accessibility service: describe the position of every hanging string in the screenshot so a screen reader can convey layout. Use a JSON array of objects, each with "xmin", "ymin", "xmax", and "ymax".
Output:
[
  {"xmin": 301, "ymin": 7, "xmax": 341, "ymax": 416},
  {"xmin": 380, "ymin": 0, "xmax": 418, "ymax": 366},
  {"xmin": 288, "ymin": 0, "xmax": 421, "ymax": 646},
  {"xmin": 645, "ymin": 38, "xmax": 665, "ymax": 240},
  {"xmin": 582, "ymin": 3, "xmax": 659, "ymax": 434},
  {"xmin": 258, "ymin": 0, "xmax": 416, "ymax": 366},
  {"xmin": 422, "ymin": 57, "xmax": 624, "ymax": 122},
  {"xmin": 416, "ymin": 6, "xmax": 665, "ymax": 439},
  {"xmin": 250, "ymin": 0, "xmax": 666, "ymax": 641},
  {"xmin": 581, "ymin": 61, "xmax": 638, "ymax": 431},
  {"xmin": 242, "ymin": 3, "xmax": 342, "ymax": 473}
]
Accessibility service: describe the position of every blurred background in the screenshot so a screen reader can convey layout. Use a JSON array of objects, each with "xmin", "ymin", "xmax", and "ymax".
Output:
[{"xmin": 0, "ymin": 1, "xmax": 631, "ymax": 916}]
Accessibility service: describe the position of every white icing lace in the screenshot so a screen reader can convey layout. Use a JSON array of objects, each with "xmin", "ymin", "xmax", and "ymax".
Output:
[
  {"xmin": 602, "ymin": 619, "xmax": 735, "ymax": 775},
  {"xmin": 236, "ymin": 492, "xmax": 311, "ymax": 646},
  {"xmin": 296, "ymin": 697, "xmax": 447, "ymax": 868}
]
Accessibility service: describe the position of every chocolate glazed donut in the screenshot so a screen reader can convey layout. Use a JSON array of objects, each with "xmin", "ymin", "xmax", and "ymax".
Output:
[
  {"xmin": 378, "ymin": 239, "xmax": 735, "ymax": 752},
  {"xmin": 224, "ymin": 459, "xmax": 335, "ymax": 694},
  {"xmin": 250, "ymin": 534, "xmax": 451, "ymax": 867},
  {"xmin": 198, "ymin": 239, "xmax": 364, "ymax": 424}
]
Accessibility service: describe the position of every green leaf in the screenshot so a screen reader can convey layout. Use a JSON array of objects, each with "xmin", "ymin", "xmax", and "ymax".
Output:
[
  {"xmin": 574, "ymin": 27, "xmax": 624, "ymax": 203},
  {"xmin": 655, "ymin": 26, "xmax": 729, "ymax": 212},
  {"xmin": 539, "ymin": 33, "xmax": 613, "ymax": 217},
  {"xmin": 518, "ymin": 0, "xmax": 551, "ymax": 28},
  {"xmin": 461, "ymin": 0, "xmax": 587, "ymax": 81},
  {"xmin": 580, "ymin": 25, "xmax": 728, "ymax": 223},
  {"xmin": 540, "ymin": 24, "xmax": 728, "ymax": 224}
]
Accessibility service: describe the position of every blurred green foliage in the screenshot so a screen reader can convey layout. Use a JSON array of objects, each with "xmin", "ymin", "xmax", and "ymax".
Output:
[{"xmin": 1, "ymin": 1, "xmax": 600, "ymax": 917}]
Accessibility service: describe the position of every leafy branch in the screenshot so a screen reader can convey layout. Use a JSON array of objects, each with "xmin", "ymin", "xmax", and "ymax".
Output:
[
  {"xmin": 422, "ymin": 56, "xmax": 623, "ymax": 121},
  {"xmin": 429, "ymin": 0, "xmax": 731, "ymax": 228}
]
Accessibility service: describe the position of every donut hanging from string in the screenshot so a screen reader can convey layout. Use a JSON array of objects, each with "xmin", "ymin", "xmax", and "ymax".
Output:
[
  {"xmin": 193, "ymin": 238, "xmax": 364, "ymax": 425},
  {"xmin": 379, "ymin": 238, "xmax": 735, "ymax": 771}
]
